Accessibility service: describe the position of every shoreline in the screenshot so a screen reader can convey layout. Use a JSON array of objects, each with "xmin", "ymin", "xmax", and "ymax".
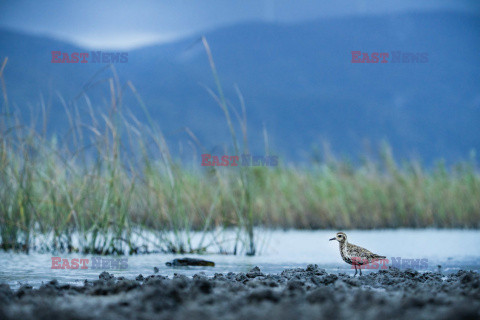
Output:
[{"xmin": 1, "ymin": 266, "xmax": 479, "ymax": 320}]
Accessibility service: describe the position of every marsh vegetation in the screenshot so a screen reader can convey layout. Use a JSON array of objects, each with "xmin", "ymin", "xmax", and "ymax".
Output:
[{"xmin": 0, "ymin": 43, "xmax": 479, "ymax": 256}]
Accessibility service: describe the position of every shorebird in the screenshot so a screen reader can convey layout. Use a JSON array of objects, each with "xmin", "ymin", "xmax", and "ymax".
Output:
[{"xmin": 329, "ymin": 232, "xmax": 386, "ymax": 276}]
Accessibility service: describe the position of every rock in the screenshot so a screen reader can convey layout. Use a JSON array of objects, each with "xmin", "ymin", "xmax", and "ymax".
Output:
[
  {"xmin": 247, "ymin": 266, "xmax": 264, "ymax": 278},
  {"xmin": 213, "ymin": 273, "xmax": 226, "ymax": 281},
  {"xmin": 306, "ymin": 264, "xmax": 327, "ymax": 275},
  {"xmin": 153, "ymin": 267, "xmax": 159, "ymax": 273},
  {"xmin": 306, "ymin": 264, "xmax": 318, "ymax": 272},
  {"xmin": 235, "ymin": 273, "xmax": 248, "ymax": 282},
  {"xmin": 165, "ymin": 258, "xmax": 215, "ymax": 267},
  {"xmin": 99, "ymin": 272, "xmax": 114, "ymax": 281}
]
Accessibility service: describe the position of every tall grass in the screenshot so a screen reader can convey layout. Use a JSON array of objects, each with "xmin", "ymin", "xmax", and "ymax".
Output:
[
  {"xmin": 0, "ymin": 46, "xmax": 479, "ymax": 256},
  {"xmin": 201, "ymin": 37, "xmax": 258, "ymax": 255}
]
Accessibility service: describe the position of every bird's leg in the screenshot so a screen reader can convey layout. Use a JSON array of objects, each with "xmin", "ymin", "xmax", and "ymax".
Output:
[
  {"xmin": 359, "ymin": 266, "xmax": 362, "ymax": 276},
  {"xmin": 354, "ymin": 265, "xmax": 358, "ymax": 277}
]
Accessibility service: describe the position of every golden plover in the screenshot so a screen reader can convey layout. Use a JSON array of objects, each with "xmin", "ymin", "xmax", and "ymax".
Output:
[{"xmin": 329, "ymin": 232, "xmax": 386, "ymax": 276}]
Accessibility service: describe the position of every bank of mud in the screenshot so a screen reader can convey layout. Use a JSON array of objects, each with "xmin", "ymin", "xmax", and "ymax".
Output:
[{"xmin": 1, "ymin": 266, "xmax": 479, "ymax": 320}]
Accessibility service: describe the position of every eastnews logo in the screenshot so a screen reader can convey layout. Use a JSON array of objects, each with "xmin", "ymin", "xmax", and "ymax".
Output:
[
  {"xmin": 351, "ymin": 51, "xmax": 428, "ymax": 63},
  {"xmin": 51, "ymin": 257, "xmax": 128, "ymax": 269},
  {"xmin": 51, "ymin": 51, "xmax": 128, "ymax": 63},
  {"xmin": 201, "ymin": 153, "xmax": 278, "ymax": 167},
  {"xmin": 350, "ymin": 257, "xmax": 428, "ymax": 270}
]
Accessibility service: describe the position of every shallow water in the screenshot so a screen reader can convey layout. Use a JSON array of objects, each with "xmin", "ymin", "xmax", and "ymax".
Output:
[{"xmin": 1, "ymin": 229, "xmax": 479, "ymax": 289}]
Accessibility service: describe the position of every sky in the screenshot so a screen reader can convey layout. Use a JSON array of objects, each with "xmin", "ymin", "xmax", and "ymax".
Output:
[{"xmin": 0, "ymin": 0, "xmax": 478, "ymax": 49}]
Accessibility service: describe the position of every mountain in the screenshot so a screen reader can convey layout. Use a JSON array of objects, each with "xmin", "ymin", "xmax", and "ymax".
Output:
[{"xmin": 0, "ymin": 11, "xmax": 479, "ymax": 164}]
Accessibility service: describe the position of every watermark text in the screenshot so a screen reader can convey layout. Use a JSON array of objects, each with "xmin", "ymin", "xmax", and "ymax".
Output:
[
  {"xmin": 51, "ymin": 51, "xmax": 128, "ymax": 63},
  {"xmin": 51, "ymin": 257, "xmax": 128, "ymax": 269},
  {"xmin": 201, "ymin": 153, "xmax": 278, "ymax": 167},
  {"xmin": 351, "ymin": 51, "xmax": 428, "ymax": 63}
]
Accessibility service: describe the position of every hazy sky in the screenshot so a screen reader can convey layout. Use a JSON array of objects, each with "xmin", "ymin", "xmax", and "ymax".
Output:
[{"xmin": 0, "ymin": 0, "xmax": 478, "ymax": 49}]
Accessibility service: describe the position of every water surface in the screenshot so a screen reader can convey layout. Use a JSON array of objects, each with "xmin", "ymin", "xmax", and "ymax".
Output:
[{"xmin": 1, "ymin": 229, "xmax": 479, "ymax": 289}]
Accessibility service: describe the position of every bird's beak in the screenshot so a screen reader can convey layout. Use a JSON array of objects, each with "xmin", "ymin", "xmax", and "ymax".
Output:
[{"xmin": 329, "ymin": 237, "xmax": 335, "ymax": 241}]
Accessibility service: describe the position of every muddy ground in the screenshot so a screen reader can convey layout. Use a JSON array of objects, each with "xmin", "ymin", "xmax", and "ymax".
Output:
[{"xmin": 1, "ymin": 266, "xmax": 479, "ymax": 320}]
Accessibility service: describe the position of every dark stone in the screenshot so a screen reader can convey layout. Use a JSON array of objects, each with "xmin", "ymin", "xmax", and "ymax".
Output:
[
  {"xmin": 247, "ymin": 266, "xmax": 264, "ymax": 278},
  {"xmin": 165, "ymin": 258, "xmax": 215, "ymax": 267},
  {"xmin": 235, "ymin": 273, "xmax": 248, "ymax": 282},
  {"xmin": 99, "ymin": 272, "xmax": 114, "ymax": 281}
]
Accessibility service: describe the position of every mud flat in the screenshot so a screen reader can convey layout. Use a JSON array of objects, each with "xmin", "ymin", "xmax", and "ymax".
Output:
[{"xmin": 1, "ymin": 266, "xmax": 479, "ymax": 320}]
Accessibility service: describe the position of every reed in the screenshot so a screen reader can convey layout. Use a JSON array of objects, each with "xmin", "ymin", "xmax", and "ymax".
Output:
[{"xmin": 0, "ymin": 51, "xmax": 479, "ymax": 256}]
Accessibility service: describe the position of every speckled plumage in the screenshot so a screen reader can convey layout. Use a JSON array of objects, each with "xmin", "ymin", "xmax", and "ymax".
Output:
[{"xmin": 330, "ymin": 232, "xmax": 386, "ymax": 276}]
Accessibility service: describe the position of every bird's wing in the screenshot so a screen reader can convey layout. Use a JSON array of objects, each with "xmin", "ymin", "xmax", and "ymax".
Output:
[
  {"xmin": 348, "ymin": 243, "xmax": 383, "ymax": 259},
  {"xmin": 347, "ymin": 243, "xmax": 371, "ymax": 257}
]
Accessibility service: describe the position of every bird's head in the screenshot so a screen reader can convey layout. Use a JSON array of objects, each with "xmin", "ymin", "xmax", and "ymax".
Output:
[{"xmin": 329, "ymin": 232, "xmax": 347, "ymax": 243}]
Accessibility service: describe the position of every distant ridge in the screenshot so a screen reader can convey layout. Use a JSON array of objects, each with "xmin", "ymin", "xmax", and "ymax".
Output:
[{"xmin": 0, "ymin": 11, "xmax": 479, "ymax": 163}]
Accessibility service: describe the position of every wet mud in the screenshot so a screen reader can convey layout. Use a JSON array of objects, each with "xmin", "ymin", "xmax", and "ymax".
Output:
[{"xmin": 1, "ymin": 266, "xmax": 479, "ymax": 320}]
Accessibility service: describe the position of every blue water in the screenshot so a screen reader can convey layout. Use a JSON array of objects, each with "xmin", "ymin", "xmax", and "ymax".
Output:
[{"xmin": 1, "ymin": 229, "xmax": 479, "ymax": 289}]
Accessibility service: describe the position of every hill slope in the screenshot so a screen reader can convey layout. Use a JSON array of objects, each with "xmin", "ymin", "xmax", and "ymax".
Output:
[{"xmin": 0, "ymin": 11, "xmax": 479, "ymax": 163}]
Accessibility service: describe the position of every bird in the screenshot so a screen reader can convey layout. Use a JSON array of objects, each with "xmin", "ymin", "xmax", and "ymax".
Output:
[{"xmin": 329, "ymin": 232, "xmax": 386, "ymax": 276}]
